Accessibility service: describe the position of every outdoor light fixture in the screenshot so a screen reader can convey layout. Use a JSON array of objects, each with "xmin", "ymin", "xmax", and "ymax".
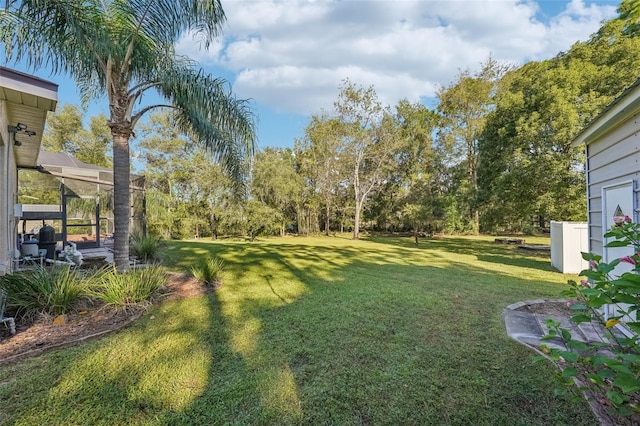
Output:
[{"xmin": 7, "ymin": 123, "xmax": 35, "ymax": 147}]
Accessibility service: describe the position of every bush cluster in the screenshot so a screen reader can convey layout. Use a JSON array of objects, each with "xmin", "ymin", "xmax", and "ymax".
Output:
[
  {"xmin": 0, "ymin": 264, "xmax": 167, "ymax": 320},
  {"xmin": 87, "ymin": 265, "xmax": 167, "ymax": 308},
  {"xmin": 0, "ymin": 266, "xmax": 83, "ymax": 319},
  {"xmin": 537, "ymin": 219, "xmax": 640, "ymax": 416}
]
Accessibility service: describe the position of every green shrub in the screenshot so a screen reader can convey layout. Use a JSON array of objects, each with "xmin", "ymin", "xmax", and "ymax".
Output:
[
  {"xmin": 0, "ymin": 265, "xmax": 85, "ymax": 319},
  {"xmin": 191, "ymin": 257, "xmax": 225, "ymax": 286},
  {"xmin": 88, "ymin": 265, "xmax": 167, "ymax": 308},
  {"xmin": 536, "ymin": 218, "xmax": 640, "ymax": 416},
  {"xmin": 130, "ymin": 233, "xmax": 162, "ymax": 262}
]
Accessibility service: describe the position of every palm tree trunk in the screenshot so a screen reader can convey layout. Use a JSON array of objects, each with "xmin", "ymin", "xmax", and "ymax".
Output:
[{"xmin": 112, "ymin": 132, "xmax": 131, "ymax": 271}]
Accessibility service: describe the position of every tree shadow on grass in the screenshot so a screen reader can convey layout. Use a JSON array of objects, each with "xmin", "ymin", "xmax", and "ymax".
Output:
[
  {"xmin": 0, "ymin": 236, "xmax": 595, "ymax": 424},
  {"xmin": 475, "ymin": 253, "xmax": 555, "ymax": 271},
  {"xmin": 159, "ymin": 238, "xmax": 595, "ymax": 424},
  {"xmin": 368, "ymin": 235, "xmax": 556, "ymax": 273},
  {"xmin": 178, "ymin": 239, "xmax": 596, "ymax": 424},
  {"xmin": 369, "ymin": 235, "xmax": 520, "ymax": 256},
  {"xmin": 0, "ymin": 283, "xmax": 264, "ymax": 424}
]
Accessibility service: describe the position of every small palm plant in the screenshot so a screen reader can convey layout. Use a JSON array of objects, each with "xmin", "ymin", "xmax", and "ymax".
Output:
[{"xmin": 191, "ymin": 257, "xmax": 225, "ymax": 287}]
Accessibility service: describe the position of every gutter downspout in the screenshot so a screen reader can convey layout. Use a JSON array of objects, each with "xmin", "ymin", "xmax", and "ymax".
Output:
[{"xmin": 2, "ymin": 131, "xmax": 12, "ymax": 274}]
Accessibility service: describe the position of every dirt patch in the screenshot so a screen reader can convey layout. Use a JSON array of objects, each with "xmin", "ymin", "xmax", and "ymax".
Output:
[
  {"xmin": 517, "ymin": 301, "xmax": 573, "ymax": 317},
  {"xmin": 0, "ymin": 272, "xmax": 212, "ymax": 364}
]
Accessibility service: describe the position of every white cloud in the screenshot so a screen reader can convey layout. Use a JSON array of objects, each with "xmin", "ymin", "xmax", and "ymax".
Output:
[{"xmin": 176, "ymin": 0, "xmax": 619, "ymax": 115}]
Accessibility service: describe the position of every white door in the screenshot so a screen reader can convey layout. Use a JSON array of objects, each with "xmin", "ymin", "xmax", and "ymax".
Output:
[{"xmin": 602, "ymin": 181, "xmax": 636, "ymax": 325}]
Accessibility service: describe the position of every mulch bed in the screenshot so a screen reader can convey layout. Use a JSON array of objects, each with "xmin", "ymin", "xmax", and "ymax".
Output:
[{"xmin": 0, "ymin": 272, "xmax": 212, "ymax": 364}]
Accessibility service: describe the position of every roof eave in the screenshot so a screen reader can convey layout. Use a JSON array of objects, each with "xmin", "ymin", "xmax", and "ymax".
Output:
[{"xmin": 0, "ymin": 67, "xmax": 59, "ymax": 168}]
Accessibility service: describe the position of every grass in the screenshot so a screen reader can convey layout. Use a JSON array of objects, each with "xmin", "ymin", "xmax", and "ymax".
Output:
[{"xmin": 0, "ymin": 234, "xmax": 597, "ymax": 425}]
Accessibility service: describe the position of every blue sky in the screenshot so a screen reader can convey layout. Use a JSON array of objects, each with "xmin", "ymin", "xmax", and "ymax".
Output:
[{"xmin": 5, "ymin": 0, "xmax": 622, "ymax": 152}]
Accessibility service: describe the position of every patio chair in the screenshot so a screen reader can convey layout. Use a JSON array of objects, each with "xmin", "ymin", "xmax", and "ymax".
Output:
[{"xmin": 0, "ymin": 289, "xmax": 16, "ymax": 335}]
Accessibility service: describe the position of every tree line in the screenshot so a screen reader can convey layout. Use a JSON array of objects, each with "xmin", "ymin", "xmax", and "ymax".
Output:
[{"xmin": 33, "ymin": 5, "xmax": 640, "ymax": 241}]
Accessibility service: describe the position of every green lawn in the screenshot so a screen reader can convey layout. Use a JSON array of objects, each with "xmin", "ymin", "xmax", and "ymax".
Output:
[{"xmin": 0, "ymin": 235, "xmax": 596, "ymax": 425}]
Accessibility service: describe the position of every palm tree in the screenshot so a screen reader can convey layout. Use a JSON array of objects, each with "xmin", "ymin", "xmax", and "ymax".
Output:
[{"xmin": 1, "ymin": 0, "xmax": 256, "ymax": 270}]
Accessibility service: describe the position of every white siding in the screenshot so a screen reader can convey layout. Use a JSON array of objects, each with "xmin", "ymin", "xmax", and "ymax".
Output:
[
  {"xmin": 0, "ymin": 100, "xmax": 16, "ymax": 274},
  {"xmin": 587, "ymin": 112, "xmax": 640, "ymax": 156},
  {"xmin": 586, "ymin": 124, "xmax": 640, "ymax": 256},
  {"xmin": 589, "ymin": 160, "xmax": 639, "ymax": 186},
  {"xmin": 579, "ymin": 81, "xmax": 640, "ymax": 337},
  {"xmin": 588, "ymin": 135, "xmax": 640, "ymax": 171}
]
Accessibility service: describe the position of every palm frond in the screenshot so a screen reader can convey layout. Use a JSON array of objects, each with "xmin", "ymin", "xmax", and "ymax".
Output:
[
  {"xmin": 3, "ymin": 1, "xmax": 112, "ymax": 96},
  {"xmin": 2, "ymin": 0, "xmax": 227, "ymax": 104},
  {"xmin": 149, "ymin": 60, "xmax": 256, "ymax": 184},
  {"xmin": 125, "ymin": 0, "xmax": 226, "ymax": 49}
]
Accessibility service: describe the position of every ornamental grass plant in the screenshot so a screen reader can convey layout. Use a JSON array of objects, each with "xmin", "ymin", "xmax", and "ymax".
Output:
[
  {"xmin": 0, "ymin": 265, "xmax": 85, "ymax": 319},
  {"xmin": 191, "ymin": 256, "xmax": 225, "ymax": 286},
  {"xmin": 87, "ymin": 264, "xmax": 167, "ymax": 308},
  {"xmin": 130, "ymin": 233, "xmax": 163, "ymax": 263}
]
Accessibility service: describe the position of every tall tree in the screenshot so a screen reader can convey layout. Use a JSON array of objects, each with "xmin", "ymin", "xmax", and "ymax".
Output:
[
  {"xmin": 389, "ymin": 100, "xmax": 438, "ymax": 239},
  {"xmin": 251, "ymin": 147, "xmax": 302, "ymax": 236},
  {"xmin": 41, "ymin": 104, "xmax": 83, "ymax": 154},
  {"xmin": 138, "ymin": 112, "xmax": 193, "ymax": 239},
  {"xmin": 2, "ymin": 0, "xmax": 256, "ymax": 270},
  {"xmin": 138, "ymin": 112, "xmax": 235, "ymax": 239},
  {"xmin": 478, "ymin": 18, "xmax": 640, "ymax": 231},
  {"xmin": 618, "ymin": 0, "xmax": 640, "ymax": 35},
  {"xmin": 363, "ymin": 100, "xmax": 436, "ymax": 233},
  {"xmin": 436, "ymin": 57, "xmax": 510, "ymax": 234},
  {"xmin": 296, "ymin": 113, "xmax": 345, "ymax": 236},
  {"xmin": 76, "ymin": 114, "xmax": 112, "ymax": 167},
  {"xmin": 42, "ymin": 105, "xmax": 112, "ymax": 167},
  {"xmin": 335, "ymin": 79, "xmax": 399, "ymax": 240}
]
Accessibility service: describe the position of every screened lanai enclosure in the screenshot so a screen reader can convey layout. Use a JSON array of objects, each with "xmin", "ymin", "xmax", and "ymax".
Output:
[{"xmin": 17, "ymin": 152, "xmax": 145, "ymax": 252}]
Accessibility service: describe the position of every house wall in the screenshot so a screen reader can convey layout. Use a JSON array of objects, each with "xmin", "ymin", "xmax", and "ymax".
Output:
[
  {"xmin": 586, "ymin": 111, "xmax": 640, "ymax": 255},
  {"xmin": 0, "ymin": 99, "xmax": 18, "ymax": 275},
  {"xmin": 1, "ymin": 68, "xmax": 58, "ymax": 275},
  {"xmin": 0, "ymin": 100, "xmax": 21, "ymax": 275},
  {"xmin": 0, "ymin": 100, "xmax": 6, "ymax": 274}
]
